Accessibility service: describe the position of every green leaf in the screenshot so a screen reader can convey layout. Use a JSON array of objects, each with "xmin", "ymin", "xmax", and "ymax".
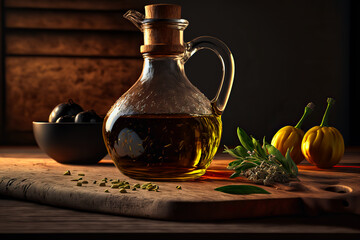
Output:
[
  {"xmin": 285, "ymin": 148, "xmax": 298, "ymax": 177},
  {"xmin": 234, "ymin": 145, "xmax": 249, "ymax": 157},
  {"xmin": 233, "ymin": 161, "xmax": 259, "ymax": 172},
  {"xmin": 237, "ymin": 128, "xmax": 254, "ymax": 151},
  {"xmin": 223, "ymin": 147, "xmax": 242, "ymax": 159},
  {"xmin": 266, "ymin": 144, "xmax": 288, "ymax": 166},
  {"xmin": 229, "ymin": 172, "xmax": 241, "ymax": 178},
  {"xmin": 228, "ymin": 159, "xmax": 243, "ymax": 167},
  {"xmin": 214, "ymin": 185, "xmax": 271, "ymax": 195},
  {"xmin": 252, "ymin": 137, "xmax": 267, "ymax": 158},
  {"xmin": 266, "ymin": 144, "xmax": 298, "ymax": 177},
  {"xmin": 262, "ymin": 136, "xmax": 269, "ymax": 153},
  {"xmin": 285, "ymin": 147, "xmax": 292, "ymax": 162},
  {"xmin": 227, "ymin": 159, "xmax": 245, "ymax": 169}
]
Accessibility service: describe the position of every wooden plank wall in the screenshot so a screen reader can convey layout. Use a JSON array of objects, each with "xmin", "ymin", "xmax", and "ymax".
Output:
[
  {"xmin": 1, "ymin": 0, "xmax": 146, "ymax": 144},
  {"xmin": 0, "ymin": 1, "xmax": 4, "ymax": 143}
]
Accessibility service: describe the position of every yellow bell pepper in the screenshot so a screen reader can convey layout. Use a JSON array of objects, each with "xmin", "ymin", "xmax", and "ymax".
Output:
[
  {"xmin": 301, "ymin": 98, "xmax": 344, "ymax": 168},
  {"xmin": 271, "ymin": 103, "xmax": 315, "ymax": 164}
]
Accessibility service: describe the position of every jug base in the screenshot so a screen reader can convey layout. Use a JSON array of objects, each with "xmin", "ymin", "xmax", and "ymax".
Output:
[{"xmin": 118, "ymin": 167, "xmax": 207, "ymax": 181}]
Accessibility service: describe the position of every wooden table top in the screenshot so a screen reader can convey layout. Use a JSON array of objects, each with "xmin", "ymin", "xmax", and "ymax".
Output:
[{"xmin": 0, "ymin": 146, "xmax": 360, "ymax": 239}]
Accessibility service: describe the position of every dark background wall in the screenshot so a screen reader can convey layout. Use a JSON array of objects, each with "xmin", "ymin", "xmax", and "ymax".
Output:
[
  {"xmin": 0, "ymin": 0, "xmax": 358, "ymax": 147},
  {"xmin": 152, "ymin": 0, "xmax": 358, "ymax": 147}
]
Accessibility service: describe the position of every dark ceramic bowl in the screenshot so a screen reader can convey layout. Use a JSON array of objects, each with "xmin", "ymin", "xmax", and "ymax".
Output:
[{"xmin": 33, "ymin": 121, "xmax": 108, "ymax": 164}]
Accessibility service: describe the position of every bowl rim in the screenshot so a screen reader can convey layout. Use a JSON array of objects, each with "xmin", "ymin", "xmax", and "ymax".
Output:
[{"xmin": 33, "ymin": 121, "xmax": 103, "ymax": 125}]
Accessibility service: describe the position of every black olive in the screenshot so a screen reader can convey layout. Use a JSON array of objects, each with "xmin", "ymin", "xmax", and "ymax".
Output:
[
  {"xmin": 56, "ymin": 115, "xmax": 75, "ymax": 123},
  {"xmin": 49, "ymin": 99, "xmax": 84, "ymax": 122},
  {"xmin": 75, "ymin": 110, "xmax": 102, "ymax": 123}
]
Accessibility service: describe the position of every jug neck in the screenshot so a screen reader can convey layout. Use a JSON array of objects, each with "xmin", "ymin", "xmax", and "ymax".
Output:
[
  {"xmin": 124, "ymin": 4, "xmax": 188, "ymax": 56},
  {"xmin": 140, "ymin": 55, "xmax": 185, "ymax": 82},
  {"xmin": 140, "ymin": 19, "xmax": 188, "ymax": 56}
]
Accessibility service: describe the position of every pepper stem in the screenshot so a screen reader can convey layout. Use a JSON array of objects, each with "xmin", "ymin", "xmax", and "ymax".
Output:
[
  {"xmin": 320, "ymin": 98, "xmax": 335, "ymax": 127},
  {"xmin": 294, "ymin": 102, "xmax": 315, "ymax": 129}
]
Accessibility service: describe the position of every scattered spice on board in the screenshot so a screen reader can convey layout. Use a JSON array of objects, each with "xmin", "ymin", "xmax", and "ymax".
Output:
[{"xmin": 63, "ymin": 172, "xmax": 164, "ymax": 193}]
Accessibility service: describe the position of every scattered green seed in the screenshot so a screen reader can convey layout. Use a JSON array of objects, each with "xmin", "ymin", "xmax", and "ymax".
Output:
[
  {"xmin": 176, "ymin": 185, "xmax": 182, "ymax": 190},
  {"xmin": 78, "ymin": 177, "xmax": 83, "ymax": 181},
  {"xmin": 63, "ymin": 170, "xmax": 71, "ymax": 175},
  {"xmin": 147, "ymin": 184, "xmax": 159, "ymax": 191},
  {"xmin": 111, "ymin": 180, "xmax": 120, "ymax": 184},
  {"xmin": 77, "ymin": 182, "xmax": 82, "ymax": 186},
  {"xmin": 124, "ymin": 185, "xmax": 130, "ymax": 189},
  {"xmin": 93, "ymin": 180, "xmax": 97, "ymax": 184},
  {"xmin": 147, "ymin": 185, "xmax": 157, "ymax": 191},
  {"xmin": 141, "ymin": 182, "xmax": 152, "ymax": 189},
  {"xmin": 104, "ymin": 189, "xmax": 109, "ymax": 193},
  {"xmin": 132, "ymin": 187, "xmax": 137, "ymax": 191},
  {"xmin": 111, "ymin": 184, "xmax": 120, "ymax": 189},
  {"xmin": 81, "ymin": 180, "xmax": 88, "ymax": 184},
  {"xmin": 133, "ymin": 183, "xmax": 141, "ymax": 188},
  {"xmin": 78, "ymin": 173, "xmax": 85, "ymax": 176},
  {"xmin": 71, "ymin": 179, "xmax": 79, "ymax": 181},
  {"xmin": 119, "ymin": 188, "xmax": 127, "ymax": 193},
  {"xmin": 99, "ymin": 182, "xmax": 106, "ymax": 187}
]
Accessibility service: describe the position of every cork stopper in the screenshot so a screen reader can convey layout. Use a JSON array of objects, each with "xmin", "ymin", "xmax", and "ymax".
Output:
[
  {"xmin": 140, "ymin": 4, "xmax": 187, "ymax": 55},
  {"xmin": 145, "ymin": 4, "xmax": 181, "ymax": 19}
]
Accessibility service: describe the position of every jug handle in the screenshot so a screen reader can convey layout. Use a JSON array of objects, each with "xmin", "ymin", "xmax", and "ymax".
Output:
[{"xmin": 183, "ymin": 36, "xmax": 235, "ymax": 114}]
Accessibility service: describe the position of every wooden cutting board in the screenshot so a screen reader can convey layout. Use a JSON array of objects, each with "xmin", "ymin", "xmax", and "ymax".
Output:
[{"xmin": 0, "ymin": 148, "xmax": 359, "ymax": 221}]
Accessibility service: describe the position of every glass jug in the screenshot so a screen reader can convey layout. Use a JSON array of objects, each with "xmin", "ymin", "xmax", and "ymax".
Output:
[{"xmin": 103, "ymin": 4, "xmax": 235, "ymax": 181}]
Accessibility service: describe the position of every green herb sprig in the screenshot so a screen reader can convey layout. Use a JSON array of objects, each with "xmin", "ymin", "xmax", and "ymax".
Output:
[{"xmin": 224, "ymin": 128, "xmax": 298, "ymax": 185}]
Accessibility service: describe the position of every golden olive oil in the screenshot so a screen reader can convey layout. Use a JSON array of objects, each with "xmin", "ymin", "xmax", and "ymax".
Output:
[{"xmin": 103, "ymin": 114, "xmax": 222, "ymax": 181}]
